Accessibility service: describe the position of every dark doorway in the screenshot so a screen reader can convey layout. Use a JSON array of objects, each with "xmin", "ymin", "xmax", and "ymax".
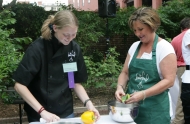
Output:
[
  {"xmin": 142, "ymin": 0, "xmax": 152, "ymax": 7},
  {"xmin": 126, "ymin": 0, "xmax": 134, "ymax": 7}
]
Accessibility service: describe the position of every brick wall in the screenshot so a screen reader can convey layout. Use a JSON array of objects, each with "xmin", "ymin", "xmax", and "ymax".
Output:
[{"xmin": 94, "ymin": 34, "xmax": 137, "ymax": 63}]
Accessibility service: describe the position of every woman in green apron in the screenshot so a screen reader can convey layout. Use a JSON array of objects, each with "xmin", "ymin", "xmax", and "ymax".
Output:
[{"xmin": 115, "ymin": 7, "xmax": 177, "ymax": 124}]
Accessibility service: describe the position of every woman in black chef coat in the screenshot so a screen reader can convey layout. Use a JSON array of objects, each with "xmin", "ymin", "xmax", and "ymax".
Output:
[{"xmin": 13, "ymin": 10, "xmax": 100, "ymax": 123}]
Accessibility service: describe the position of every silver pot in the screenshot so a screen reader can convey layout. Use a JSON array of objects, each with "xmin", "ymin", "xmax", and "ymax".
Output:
[{"xmin": 108, "ymin": 100, "xmax": 139, "ymax": 123}]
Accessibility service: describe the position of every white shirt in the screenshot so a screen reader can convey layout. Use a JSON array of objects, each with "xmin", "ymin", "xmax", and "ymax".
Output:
[
  {"xmin": 128, "ymin": 39, "xmax": 175, "ymax": 79},
  {"xmin": 182, "ymin": 29, "xmax": 190, "ymax": 83}
]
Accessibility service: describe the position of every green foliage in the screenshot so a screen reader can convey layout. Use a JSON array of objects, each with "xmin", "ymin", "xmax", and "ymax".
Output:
[
  {"xmin": 108, "ymin": 6, "xmax": 136, "ymax": 36},
  {"xmin": 10, "ymin": 3, "xmax": 51, "ymax": 41},
  {"xmin": 0, "ymin": 9, "xmax": 32, "ymax": 102},
  {"xmin": 1, "ymin": 88, "xmax": 22, "ymax": 104},
  {"xmin": 157, "ymin": 0, "xmax": 190, "ymax": 39},
  {"xmin": 84, "ymin": 47, "xmax": 122, "ymax": 88},
  {"xmin": 73, "ymin": 10, "xmax": 105, "ymax": 55}
]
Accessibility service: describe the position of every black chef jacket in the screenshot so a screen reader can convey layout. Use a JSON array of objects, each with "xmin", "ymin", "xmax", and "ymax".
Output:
[{"xmin": 13, "ymin": 36, "xmax": 88, "ymax": 120}]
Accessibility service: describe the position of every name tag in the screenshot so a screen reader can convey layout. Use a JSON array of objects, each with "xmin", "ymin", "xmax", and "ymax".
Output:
[
  {"xmin": 62, "ymin": 62, "xmax": 77, "ymax": 72},
  {"xmin": 62, "ymin": 62, "xmax": 77, "ymax": 88}
]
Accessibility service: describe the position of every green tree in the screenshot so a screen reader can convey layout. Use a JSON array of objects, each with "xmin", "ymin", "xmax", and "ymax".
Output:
[{"xmin": 158, "ymin": 0, "xmax": 190, "ymax": 39}]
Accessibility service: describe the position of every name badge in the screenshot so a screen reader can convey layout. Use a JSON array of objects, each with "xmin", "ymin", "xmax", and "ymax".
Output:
[
  {"xmin": 62, "ymin": 62, "xmax": 78, "ymax": 72},
  {"xmin": 62, "ymin": 62, "xmax": 77, "ymax": 89}
]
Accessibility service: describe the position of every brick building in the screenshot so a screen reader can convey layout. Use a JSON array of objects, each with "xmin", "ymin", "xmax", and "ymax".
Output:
[{"xmin": 68, "ymin": 0, "xmax": 170, "ymax": 11}]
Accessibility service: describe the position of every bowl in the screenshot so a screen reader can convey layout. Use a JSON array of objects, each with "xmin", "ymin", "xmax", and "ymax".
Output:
[{"xmin": 108, "ymin": 100, "xmax": 139, "ymax": 123}]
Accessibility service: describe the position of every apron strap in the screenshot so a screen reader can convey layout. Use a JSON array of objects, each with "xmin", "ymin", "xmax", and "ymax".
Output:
[
  {"xmin": 132, "ymin": 34, "xmax": 158, "ymax": 59},
  {"xmin": 152, "ymin": 34, "xmax": 159, "ymax": 75}
]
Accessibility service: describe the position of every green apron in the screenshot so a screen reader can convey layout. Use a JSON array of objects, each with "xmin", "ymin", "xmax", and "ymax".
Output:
[{"xmin": 127, "ymin": 34, "xmax": 170, "ymax": 124}]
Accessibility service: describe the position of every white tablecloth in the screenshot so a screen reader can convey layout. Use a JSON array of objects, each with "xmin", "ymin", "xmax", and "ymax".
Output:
[{"xmin": 30, "ymin": 115, "xmax": 136, "ymax": 124}]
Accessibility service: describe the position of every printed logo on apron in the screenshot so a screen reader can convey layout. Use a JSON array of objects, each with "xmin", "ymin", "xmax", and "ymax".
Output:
[{"xmin": 135, "ymin": 71, "xmax": 149, "ymax": 89}]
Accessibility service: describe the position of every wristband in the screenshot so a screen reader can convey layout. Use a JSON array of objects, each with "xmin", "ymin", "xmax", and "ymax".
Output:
[
  {"xmin": 84, "ymin": 99, "xmax": 91, "ymax": 107},
  {"xmin": 38, "ymin": 106, "xmax": 45, "ymax": 114}
]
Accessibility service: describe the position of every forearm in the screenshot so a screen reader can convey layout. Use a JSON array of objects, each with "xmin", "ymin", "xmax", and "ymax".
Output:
[
  {"xmin": 117, "ymin": 54, "xmax": 130, "ymax": 90},
  {"xmin": 117, "ymin": 72, "xmax": 129, "ymax": 89},
  {"xmin": 14, "ymin": 82, "xmax": 42, "ymax": 113},
  {"xmin": 144, "ymin": 78, "xmax": 174, "ymax": 98},
  {"xmin": 74, "ymin": 83, "xmax": 90, "ymax": 104}
]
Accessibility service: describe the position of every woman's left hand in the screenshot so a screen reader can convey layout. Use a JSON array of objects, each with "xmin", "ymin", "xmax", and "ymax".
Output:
[{"xmin": 125, "ymin": 91, "xmax": 144, "ymax": 103}]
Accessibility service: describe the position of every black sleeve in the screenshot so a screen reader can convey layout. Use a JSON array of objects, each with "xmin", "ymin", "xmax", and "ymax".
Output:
[
  {"xmin": 74, "ymin": 44, "xmax": 88, "ymax": 83},
  {"xmin": 13, "ymin": 41, "xmax": 42, "ymax": 86}
]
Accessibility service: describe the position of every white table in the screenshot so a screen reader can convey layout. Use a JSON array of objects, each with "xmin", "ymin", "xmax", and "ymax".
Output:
[
  {"xmin": 30, "ymin": 115, "xmax": 136, "ymax": 124},
  {"xmin": 95, "ymin": 115, "xmax": 136, "ymax": 124}
]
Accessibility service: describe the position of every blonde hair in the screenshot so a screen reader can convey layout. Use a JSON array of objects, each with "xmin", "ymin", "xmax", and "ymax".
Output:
[
  {"xmin": 41, "ymin": 10, "xmax": 78, "ymax": 40},
  {"xmin": 128, "ymin": 7, "xmax": 160, "ymax": 32}
]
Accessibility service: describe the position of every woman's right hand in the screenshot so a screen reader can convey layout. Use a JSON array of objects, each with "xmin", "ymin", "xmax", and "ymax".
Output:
[
  {"xmin": 40, "ymin": 110, "xmax": 60, "ymax": 123},
  {"xmin": 115, "ymin": 85, "xmax": 125, "ymax": 102}
]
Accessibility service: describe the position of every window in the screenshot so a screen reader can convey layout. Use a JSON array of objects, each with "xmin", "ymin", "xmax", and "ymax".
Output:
[{"xmin": 83, "ymin": 0, "xmax": 84, "ymax": 6}]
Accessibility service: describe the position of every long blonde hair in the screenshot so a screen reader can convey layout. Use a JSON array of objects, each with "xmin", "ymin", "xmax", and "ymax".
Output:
[{"xmin": 41, "ymin": 10, "xmax": 78, "ymax": 40}]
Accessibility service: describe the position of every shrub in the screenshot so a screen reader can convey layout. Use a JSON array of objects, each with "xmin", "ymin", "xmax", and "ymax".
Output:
[
  {"xmin": 84, "ymin": 47, "xmax": 122, "ymax": 88},
  {"xmin": 0, "ymin": 9, "xmax": 32, "ymax": 103},
  {"xmin": 158, "ymin": 0, "xmax": 190, "ymax": 39},
  {"xmin": 10, "ymin": 3, "xmax": 51, "ymax": 41}
]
